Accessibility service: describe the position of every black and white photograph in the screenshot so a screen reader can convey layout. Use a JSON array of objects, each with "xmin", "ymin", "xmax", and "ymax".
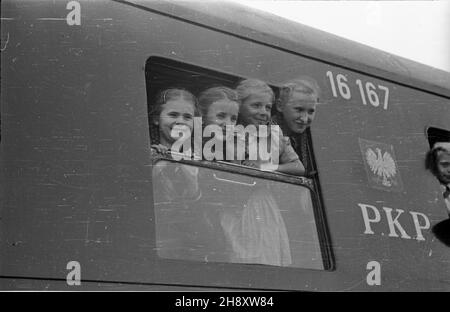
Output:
[{"xmin": 1, "ymin": 0, "xmax": 450, "ymax": 298}]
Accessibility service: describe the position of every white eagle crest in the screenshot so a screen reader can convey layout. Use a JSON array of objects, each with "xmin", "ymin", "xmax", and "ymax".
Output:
[{"xmin": 366, "ymin": 147, "xmax": 396, "ymax": 187}]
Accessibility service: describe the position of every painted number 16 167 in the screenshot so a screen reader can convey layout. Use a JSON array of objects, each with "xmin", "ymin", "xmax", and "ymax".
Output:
[{"xmin": 326, "ymin": 71, "xmax": 390, "ymax": 110}]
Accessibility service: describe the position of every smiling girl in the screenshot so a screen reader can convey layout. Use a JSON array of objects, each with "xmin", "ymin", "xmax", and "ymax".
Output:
[
  {"xmin": 220, "ymin": 79, "xmax": 304, "ymax": 267},
  {"xmin": 150, "ymin": 88, "xmax": 200, "ymax": 201},
  {"xmin": 236, "ymin": 79, "xmax": 304, "ymax": 175},
  {"xmin": 198, "ymin": 86, "xmax": 240, "ymax": 161},
  {"xmin": 150, "ymin": 88, "xmax": 198, "ymax": 154}
]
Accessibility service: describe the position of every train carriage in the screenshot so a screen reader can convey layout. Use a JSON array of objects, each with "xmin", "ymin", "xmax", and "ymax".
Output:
[{"xmin": 1, "ymin": 0, "xmax": 450, "ymax": 291}]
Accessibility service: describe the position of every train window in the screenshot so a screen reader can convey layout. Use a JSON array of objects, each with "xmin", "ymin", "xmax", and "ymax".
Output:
[{"xmin": 145, "ymin": 56, "xmax": 332, "ymax": 270}]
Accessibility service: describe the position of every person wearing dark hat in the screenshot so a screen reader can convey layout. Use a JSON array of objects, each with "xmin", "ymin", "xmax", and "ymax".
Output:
[
  {"xmin": 426, "ymin": 130, "xmax": 450, "ymax": 246},
  {"xmin": 426, "ymin": 139, "xmax": 450, "ymax": 216}
]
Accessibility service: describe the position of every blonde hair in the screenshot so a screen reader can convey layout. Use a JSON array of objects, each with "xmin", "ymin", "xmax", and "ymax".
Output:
[
  {"xmin": 235, "ymin": 79, "xmax": 275, "ymax": 103},
  {"xmin": 278, "ymin": 77, "xmax": 320, "ymax": 108},
  {"xmin": 198, "ymin": 86, "xmax": 239, "ymax": 117}
]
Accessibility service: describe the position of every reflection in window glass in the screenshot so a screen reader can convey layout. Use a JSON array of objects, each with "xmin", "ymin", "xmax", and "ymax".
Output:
[{"xmin": 152, "ymin": 160, "xmax": 324, "ymax": 269}]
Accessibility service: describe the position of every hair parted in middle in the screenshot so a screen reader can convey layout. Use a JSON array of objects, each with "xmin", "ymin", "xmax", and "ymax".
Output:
[
  {"xmin": 198, "ymin": 86, "xmax": 239, "ymax": 117},
  {"xmin": 149, "ymin": 88, "xmax": 198, "ymax": 144},
  {"xmin": 235, "ymin": 78, "xmax": 275, "ymax": 103},
  {"xmin": 150, "ymin": 88, "xmax": 199, "ymax": 121}
]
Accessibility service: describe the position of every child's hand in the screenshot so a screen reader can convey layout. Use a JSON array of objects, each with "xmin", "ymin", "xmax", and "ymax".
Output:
[{"xmin": 151, "ymin": 144, "xmax": 171, "ymax": 156}]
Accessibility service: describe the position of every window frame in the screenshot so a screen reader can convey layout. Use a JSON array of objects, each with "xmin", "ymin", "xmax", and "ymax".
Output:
[{"xmin": 146, "ymin": 55, "xmax": 334, "ymax": 271}]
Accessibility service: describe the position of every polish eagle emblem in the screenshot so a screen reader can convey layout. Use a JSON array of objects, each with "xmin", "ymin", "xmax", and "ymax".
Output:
[{"xmin": 365, "ymin": 148, "xmax": 396, "ymax": 187}]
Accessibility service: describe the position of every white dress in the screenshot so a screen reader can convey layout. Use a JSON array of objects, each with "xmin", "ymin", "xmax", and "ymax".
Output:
[{"xmin": 220, "ymin": 126, "xmax": 293, "ymax": 266}]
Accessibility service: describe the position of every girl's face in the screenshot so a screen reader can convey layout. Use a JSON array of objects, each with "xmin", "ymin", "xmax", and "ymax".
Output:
[
  {"xmin": 157, "ymin": 98, "xmax": 195, "ymax": 146},
  {"xmin": 239, "ymin": 92, "xmax": 273, "ymax": 126},
  {"xmin": 205, "ymin": 99, "xmax": 239, "ymax": 129},
  {"xmin": 277, "ymin": 91, "xmax": 317, "ymax": 135}
]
